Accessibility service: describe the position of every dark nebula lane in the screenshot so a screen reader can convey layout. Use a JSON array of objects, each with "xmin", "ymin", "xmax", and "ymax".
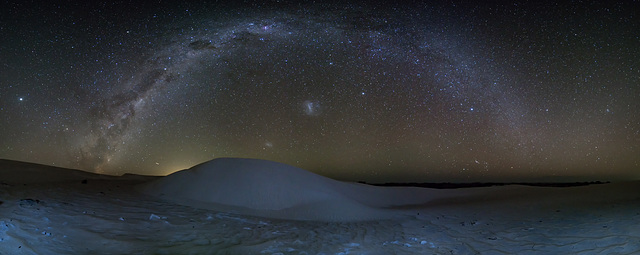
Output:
[
  {"xmin": 78, "ymin": 68, "xmax": 173, "ymax": 172},
  {"xmin": 0, "ymin": 1, "xmax": 638, "ymax": 182}
]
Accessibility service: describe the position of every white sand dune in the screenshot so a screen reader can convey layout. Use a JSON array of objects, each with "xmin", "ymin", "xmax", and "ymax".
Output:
[
  {"xmin": 1, "ymin": 159, "xmax": 639, "ymax": 254},
  {"xmin": 139, "ymin": 157, "xmax": 440, "ymax": 221}
]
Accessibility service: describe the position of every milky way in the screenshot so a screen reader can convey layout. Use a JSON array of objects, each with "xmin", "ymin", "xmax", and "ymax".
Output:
[{"xmin": 1, "ymin": 1, "xmax": 638, "ymax": 182}]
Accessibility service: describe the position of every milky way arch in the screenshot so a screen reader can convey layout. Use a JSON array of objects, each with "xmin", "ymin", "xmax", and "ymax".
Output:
[{"xmin": 77, "ymin": 6, "xmax": 525, "ymax": 174}]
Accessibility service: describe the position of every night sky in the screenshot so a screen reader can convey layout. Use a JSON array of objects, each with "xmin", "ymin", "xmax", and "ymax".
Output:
[{"xmin": 1, "ymin": 1, "xmax": 638, "ymax": 182}]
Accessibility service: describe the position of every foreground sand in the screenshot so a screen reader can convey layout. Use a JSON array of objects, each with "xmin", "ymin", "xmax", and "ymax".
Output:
[{"xmin": 1, "ymin": 159, "xmax": 639, "ymax": 254}]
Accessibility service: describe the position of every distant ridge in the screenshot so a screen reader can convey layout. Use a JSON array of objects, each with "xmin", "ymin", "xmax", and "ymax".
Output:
[
  {"xmin": 0, "ymin": 159, "xmax": 157, "ymax": 184},
  {"xmin": 365, "ymin": 181, "xmax": 611, "ymax": 189},
  {"xmin": 0, "ymin": 159, "xmax": 111, "ymax": 184}
]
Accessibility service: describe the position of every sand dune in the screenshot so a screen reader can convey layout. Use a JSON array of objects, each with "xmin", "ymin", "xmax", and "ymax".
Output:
[{"xmin": 139, "ymin": 158, "xmax": 416, "ymax": 221}]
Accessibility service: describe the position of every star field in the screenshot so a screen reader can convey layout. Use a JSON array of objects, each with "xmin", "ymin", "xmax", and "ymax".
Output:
[{"xmin": 1, "ymin": 1, "xmax": 638, "ymax": 182}]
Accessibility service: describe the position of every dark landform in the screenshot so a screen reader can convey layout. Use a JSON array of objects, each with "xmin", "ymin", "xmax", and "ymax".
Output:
[{"xmin": 364, "ymin": 181, "xmax": 611, "ymax": 189}]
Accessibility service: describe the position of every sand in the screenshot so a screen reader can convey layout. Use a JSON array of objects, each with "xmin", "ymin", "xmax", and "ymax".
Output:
[{"xmin": 1, "ymin": 158, "xmax": 639, "ymax": 254}]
